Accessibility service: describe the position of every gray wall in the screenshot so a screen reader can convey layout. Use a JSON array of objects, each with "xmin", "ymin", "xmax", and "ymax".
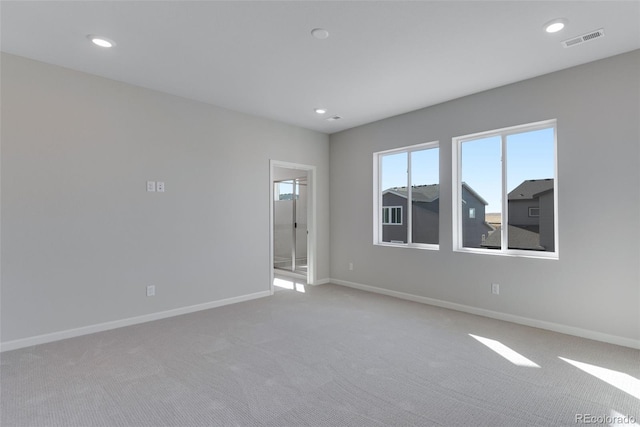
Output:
[
  {"xmin": 538, "ymin": 191, "xmax": 555, "ymax": 252},
  {"xmin": 330, "ymin": 50, "xmax": 640, "ymax": 344},
  {"xmin": 1, "ymin": 53, "xmax": 330, "ymax": 343},
  {"xmin": 508, "ymin": 199, "xmax": 540, "ymax": 226},
  {"xmin": 411, "ymin": 204, "xmax": 439, "ymax": 245}
]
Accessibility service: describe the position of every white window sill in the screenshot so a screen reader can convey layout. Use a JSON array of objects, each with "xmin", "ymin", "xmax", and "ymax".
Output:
[
  {"xmin": 453, "ymin": 247, "xmax": 558, "ymax": 260},
  {"xmin": 375, "ymin": 242, "xmax": 440, "ymax": 251}
]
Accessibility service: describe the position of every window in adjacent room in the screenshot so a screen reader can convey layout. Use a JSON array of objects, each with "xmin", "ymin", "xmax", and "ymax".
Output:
[
  {"xmin": 275, "ymin": 180, "xmax": 299, "ymax": 200},
  {"xmin": 374, "ymin": 141, "xmax": 439, "ymax": 248},
  {"xmin": 452, "ymin": 119, "xmax": 557, "ymax": 258}
]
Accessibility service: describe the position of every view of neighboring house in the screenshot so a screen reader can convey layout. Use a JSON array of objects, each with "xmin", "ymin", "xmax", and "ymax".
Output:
[
  {"xmin": 382, "ymin": 184, "xmax": 440, "ymax": 244},
  {"xmin": 460, "ymin": 183, "xmax": 494, "ymax": 247},
  {"xmin": 482, "ymin": 178, "xmax": 555, "ymax": 251},
  {"xmin": 382, "ymin": 183, "xmax": 493, "ymax": 245}
]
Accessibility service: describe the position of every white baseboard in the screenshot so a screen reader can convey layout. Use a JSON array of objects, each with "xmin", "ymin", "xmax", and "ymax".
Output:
[
  {"xmin": 331, "ymin": 278, "xmax": 640, "ymax": 350},
  {"xmin": 5, "ymin": 281, "xmax": 637, "ymax": 352},
  {"xmin": 0, "ymin": 290, "xmax": 272, "ymax": 353}
]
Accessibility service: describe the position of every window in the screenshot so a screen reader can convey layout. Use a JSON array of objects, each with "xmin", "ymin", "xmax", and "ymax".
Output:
[
  {"xmin": 452, "ymin": 120, "xmax": 557, "ymax": 258},
  {"xmin": 382, "ymin": 206, "xmax": 402, "ymax": 225},
  {"xmin": 275, "ymin": 180, "xmax": 299, "ymax": 200},
  {"xmin": 374, "ymin": 141, "xmax": 439, "ymax": 248}
]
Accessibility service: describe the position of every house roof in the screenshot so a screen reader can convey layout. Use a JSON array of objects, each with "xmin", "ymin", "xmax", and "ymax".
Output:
[
  {"xmin": 383, "ymin": 182, "xmax": 488, "ymax": 205},
  {"xmin": 384, "ymin": 184, "xmax": 440, "ymax": 203},
  {"xmin": 508, "ymin": 179, "xmax": 554, "ymax": 201},
  {"xmin": 482, "ymin": 225, "xmax": 545, "ymax": 251},
  {"xmin": 461, "ymin": 182, "xmax": 489, "ymax": 206}
]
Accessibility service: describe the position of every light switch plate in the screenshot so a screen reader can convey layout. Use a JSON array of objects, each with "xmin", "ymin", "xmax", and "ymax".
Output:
[{"xmin": 156, "ymin": 181, "xmax": 165, "ymax": 192}]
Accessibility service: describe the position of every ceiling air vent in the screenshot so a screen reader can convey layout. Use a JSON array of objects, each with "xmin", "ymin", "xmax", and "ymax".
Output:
[
  {"xmin": 562, "ymin": 28, "xmax": 605, "ymax": 48},
  {"xmin": 326, "ymin": 115, "xmax": 342, "ymax": 121}
]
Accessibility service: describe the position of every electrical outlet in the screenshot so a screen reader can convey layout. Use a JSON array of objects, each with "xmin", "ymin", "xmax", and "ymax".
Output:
[
  {"xmin": 146, "ymin": 285, "xmax": 156, "ymax": 297},
  {"xmin": 491, "ymin": 283, "xmax": 500, "ymax": 295},
  {"xmin": 348, "ymin": 262, "xmax": 354, "ymax": 271},
  {"xmin": 146, "ymin": 181, "xmax": 156, "ymax": 192},
  {"xmin": 156, "ymin": 181, "xmax": 165, "ymax": 192}
]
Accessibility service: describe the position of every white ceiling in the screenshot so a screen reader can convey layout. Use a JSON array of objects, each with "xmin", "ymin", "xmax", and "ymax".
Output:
[{"xmin": 2, "ymin": 1, "xmax": 639, "ymax": 134}]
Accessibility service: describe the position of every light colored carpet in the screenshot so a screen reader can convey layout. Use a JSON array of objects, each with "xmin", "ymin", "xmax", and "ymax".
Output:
[{"xmin": 1, "ymin": 281, "xmax": 639, "ymax": 426}]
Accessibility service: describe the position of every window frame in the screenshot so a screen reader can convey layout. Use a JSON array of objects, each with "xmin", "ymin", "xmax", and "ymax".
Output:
[
  {"xmin": 382, "ymin": 206, "xmax": 403, "ymax": 225},
  {"xmin": 528, "ymin": 207, "xmax": 540, "ymax": 217},
  {"xmin": 373, "ymin": 140, "xmax": 440, "ymax": 250},
  {"xmin": 452, "ymin": 119, "xmax": 558, "ymax": 259}
]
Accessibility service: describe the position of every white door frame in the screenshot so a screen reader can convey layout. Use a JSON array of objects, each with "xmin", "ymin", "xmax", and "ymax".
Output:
[{"xmin": 269, "ymin": 160, "xmax": 317, "ymax": 293}]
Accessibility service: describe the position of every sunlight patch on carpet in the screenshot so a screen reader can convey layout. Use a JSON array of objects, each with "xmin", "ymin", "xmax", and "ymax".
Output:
[
  {"xmin": 469, "ymin": 334, "xmax": 540, "ymax": 368},
  {"xmin": 560, "ymin": 357, "xmax": 640, "ymax": 400}
]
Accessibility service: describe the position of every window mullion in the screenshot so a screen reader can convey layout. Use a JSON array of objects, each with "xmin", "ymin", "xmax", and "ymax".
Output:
[
  {"xmin": 456, "ymin": 141, "xmax": 462, "ymax": 249},
  {"xmin": 501, "ymin": 135, "xmax": 508, "ymax": 253},
  {"xmin": 407, "ymin": 152, "xmax": 412, "ymax": 244},
  {"xmin": 378, "ymin": 155, "xmax": 383, "ymax": 236}
]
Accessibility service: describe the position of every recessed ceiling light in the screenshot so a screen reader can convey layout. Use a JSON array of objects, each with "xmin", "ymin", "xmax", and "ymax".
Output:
[
  {"xmin": 87, "ymin": 35, "xmax": 116, "ymax": 48},
  {"xmin": 311, "ymin": 28, "xmax": 329, "ymax": 40},
  {"xmin": 314, "ymin": 108, "xmax": 327, "ymax": 115},
  {"xmin": 544, "ymin": 19, "xmax": 568, "ymax": 34}
]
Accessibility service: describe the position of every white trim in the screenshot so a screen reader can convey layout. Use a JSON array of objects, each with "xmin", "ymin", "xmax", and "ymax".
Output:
[
  {"xmin": 552, "ymin": 124, "xmax": 560, "ymax": 255},
  {"xmin": 453, "ymin": 119, "xmax": 557, "ymax": 144},
  {"xmin": 331, "ymin": 278, "xmax": 640, "ymax": 350},
  {"xmin": 407, "ymin": 149, "xmax": 413, "ymax": 242},
  {"xmin": 452, "ymin": 137, "xmax": 462, "ymax": 249},
  {"xmin": 376, "ymin": 242, "xmax": 439, "ymax": 251},
  {"xmin": 269, "ymin": 160, "xmax": 317, "ymax": 289},
  {"xmin": 374, "ymin": 140, "xmax": 440, "ymax": 156},
  {"xmin": 0, "ymin": 290, "xmax": 271, "ymax": 353},
  {"xmin": 453, "ymin": 247, "xmax": 559, "ymax": 260},
  {"xmin": 501, "ymin": 133, "xmax": 509, "ymax": 250},
  {"xmin": 312, "ymin": 278, "xmax": 331, "ymax": 285},
  {"xmin": 373, "ymin": 151, "xmax": 382, "ymax": 245}
]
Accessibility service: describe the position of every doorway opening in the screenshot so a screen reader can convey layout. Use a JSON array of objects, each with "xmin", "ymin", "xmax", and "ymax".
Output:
[
  {"xmin": 273, "ymin": 175, "xmax": 308, "ymax": 275},
  {"xmin": 270, "ymin": 161, "xmax": 316, "ymax": 291}
]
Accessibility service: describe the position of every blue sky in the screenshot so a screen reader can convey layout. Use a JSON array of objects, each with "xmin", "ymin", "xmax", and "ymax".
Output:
[
  {"xmin": 381, "ymin": 127, "xmax": 555, "ymax": 213},
  {"xmin": 381, "ymin": 148, "xmax": 439, "ymax": 190}
]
